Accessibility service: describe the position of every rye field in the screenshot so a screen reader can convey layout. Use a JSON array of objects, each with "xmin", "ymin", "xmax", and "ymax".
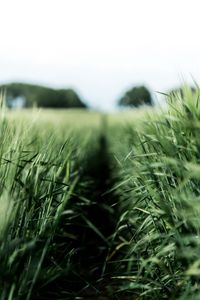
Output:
[{"xmin": 1, "ymin": 87, "xmax": 200, "ymax": 299}]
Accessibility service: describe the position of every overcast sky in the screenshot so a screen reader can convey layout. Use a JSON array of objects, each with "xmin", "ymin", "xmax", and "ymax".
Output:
[{"xmin": 0, "ymin": 0, "xmax": 200, "ymax": 109}]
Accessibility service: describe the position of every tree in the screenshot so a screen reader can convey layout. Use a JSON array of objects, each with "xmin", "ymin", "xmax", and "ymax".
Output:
[
  {"xmin": 119, "ymin": 85, "xmax": 153, "ymax": 107},
  {"xmin": 169, "ymin": 85, "xmax": 196, "ymax": 98},
  {"xmin": 0, "ymin": 82, "xmax": 87, "ymax": 109}
]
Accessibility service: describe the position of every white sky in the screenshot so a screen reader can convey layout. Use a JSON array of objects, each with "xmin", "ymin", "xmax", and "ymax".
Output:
[{"xmin": 0, "ymin": 0, "xmax": 200, "ymax": 109}]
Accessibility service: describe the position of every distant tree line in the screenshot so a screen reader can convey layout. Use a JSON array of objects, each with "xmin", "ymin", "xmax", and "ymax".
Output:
[
  {"xmin": 1, "ymin": 82, "xmax": 197, "ymax": 110},
  {"xmin": 0, "ymin": 83, "xmax": 87, "ymax": 109}
]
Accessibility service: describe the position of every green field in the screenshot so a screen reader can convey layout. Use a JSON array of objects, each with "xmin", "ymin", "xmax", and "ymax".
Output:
[{"xmin": 1, "ymin": 87, "xmax": 200, "ymax": 299}]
